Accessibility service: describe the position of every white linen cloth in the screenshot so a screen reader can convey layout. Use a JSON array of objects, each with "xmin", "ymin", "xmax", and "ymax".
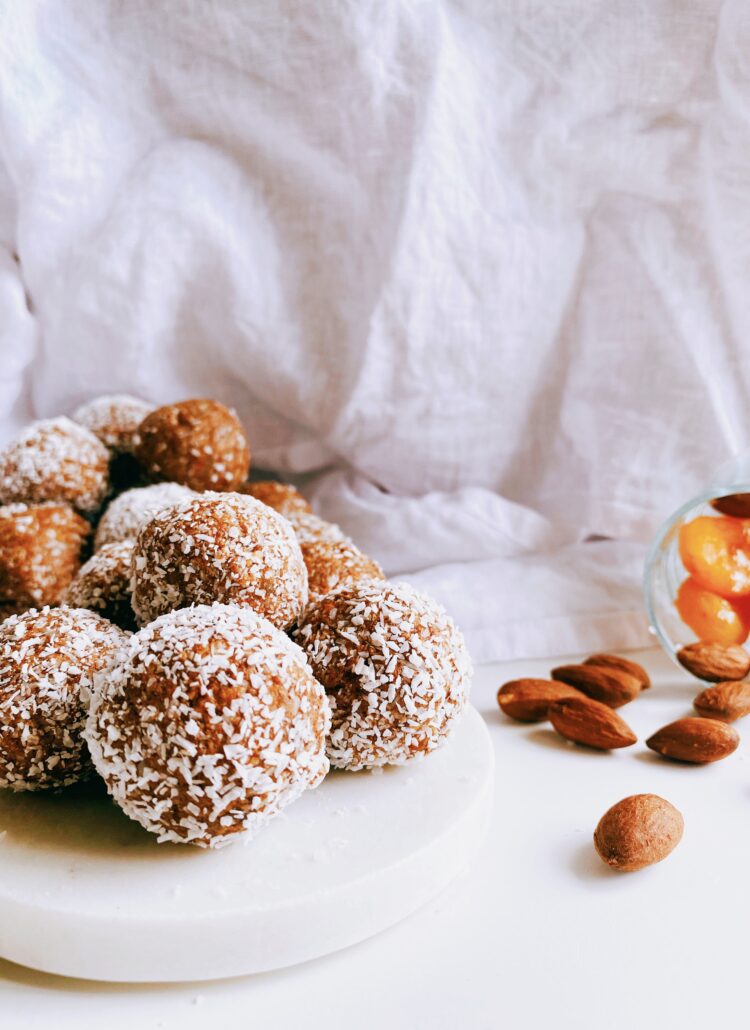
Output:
[{"xmin": 0, "ymin": 0, "xmax": 747, "ymax": 661}]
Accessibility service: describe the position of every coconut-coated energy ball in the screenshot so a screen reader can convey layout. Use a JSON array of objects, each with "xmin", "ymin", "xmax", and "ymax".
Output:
[
  {"xmin": 0, "ymin": 417, "xmax": 110, "ymax": 512},
  {"xmin": 63, "ymin": 540, "xmax": 137, "ymax": 631},
  {"xmin": 0, "ymin": 607, "xmax": 128, "ymax": 790},
  {"xmin": 302, "ymin": 539, "xmax": 384, "ymax": 603},
  {"xmin": 86, "ymin": 604, "xmax": 330, "ymax": 847},
  {"xmin": 131, "ymin": 493, "xmax": 307, "ymax": 629},
  {"xmin": 294, "ymin": 580, "xmax": 472, "ymax": 771},
  {"xmin": 0, "ymin": 501, "xmax": 90, "ymax": 608},
  {"xmin": 135, "ymin": 399, "xmax": 250, "ymax": 492},
  {"xmin": 286, "ymin": 511, "xmax": 347, "ymax": 547},
  {"xmin": 72, "ymin": 394, "xmax": 154, "ymax": 454},
  {"xmin": 94, "ymin": 482, "xmax": 195, "ymax": 549},
  {"xmin": 239, "ymin": 481, "xmax": 312, "ymax": 517}
]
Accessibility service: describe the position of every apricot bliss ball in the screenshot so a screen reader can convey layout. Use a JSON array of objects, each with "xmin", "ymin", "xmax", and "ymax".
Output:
[
  {"xmin": 0, "ymin": 607, "xmax": 128, "ymax": 790},
  {"xmin": 131, "ymin": 493, "xmax": 307, "ymax": 629},
  {"xmin": 286, "ymin": 511, "xmax": 347, "ymax": 546},
  {"xmin": 294, "ymin": 580, "xmax": 472, "ymax": 771},
  {"xmin": 135, "ymin": 398, "xmax": 250, "ymax": 492},
  {"xmin": 302, "ymin": 538, "xmax": 384, "ymax": 603},
  {"xmin": 0, "ymin": 417, "xmax": 110, "ymax": 512},
  {"xmin": 63, "ymin": 540, "xmax": 137, "ymax": 631},
  {"xmin": 239, "ymin": 481, "xmax": 312, "ymax": 517},
  {"xmin": 85, "ymin": 604, "xmax": 331, "ymax": 848},
  {"xmin": 94, "ymin": 482, "xmax": 195, "ymax": 549},
  {"xmin": 0, "ymin": 501, "xmax": 90, "ymax": 609},
  {"xmin": 72, "ymin": 394, "xmax": 154, "ymax": 454}
]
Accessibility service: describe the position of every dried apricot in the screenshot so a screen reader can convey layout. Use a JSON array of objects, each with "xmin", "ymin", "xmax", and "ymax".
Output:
[
  {"xmin": 678, "ymin": 515, "xmax": 750, "ymax": 598},
  {"xmin": 675, "ymin": 577, "xmax": 750, "ymax": 645}
]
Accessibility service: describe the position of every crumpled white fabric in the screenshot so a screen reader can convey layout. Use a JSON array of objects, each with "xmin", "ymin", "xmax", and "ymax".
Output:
[{"xmin": 0, "ymin": 0, "xmax": 748, "ymax": 661}]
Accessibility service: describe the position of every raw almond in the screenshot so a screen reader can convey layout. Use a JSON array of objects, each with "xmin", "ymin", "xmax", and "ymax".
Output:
[
  {"xmin": 676, "ymin": 642, "xmax": 750, "ymax": 683},
  {"xmin": 694, "ymin": 680, "xmax": 750, "ymax": 723},
  {"xmin": 548, "ymin": 696, "xmax": 637, "ymax": 750},
  {"xmin": 496, "ymin": 678, "xmax": 585, "ymax": 722},
  {"xmin": 711, "ymin": 493, "xmax": 750, "ymax": 518},
  {"xmin": 551, "ymin": 664, "xmax": 641, "ymax": 708},
  {"xmin": 584, "ymin": 652, "xmax": 651, "ymax": 690},
  {"xmin": 593, "ymin": 794, "xmax": 684, "ymax": 872},
  {"xmin": 646, "ymin": 716, "xmax": 739, "ymax": 763}
]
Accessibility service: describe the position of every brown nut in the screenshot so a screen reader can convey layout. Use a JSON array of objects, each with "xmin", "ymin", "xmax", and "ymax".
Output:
[
  {"xmin": 676, "ymin": 642, "xmax": 750, "ymax": 683},
  {"xmin": 496, "ymin": 678, "xmax": 585, "ymax": 723},
  {"xmin": 551, "ymin": 664, "xmax": 641, "ymax": 708},
  {"xmin": 646, "ymin": 716, "xmax": 739, "ymax": 764},
  {"xmin": 594, "ymin": 794, "xmax": 684, "ymax": 872},
  {"xmin": 548, "ymin": 696, "xmax": 637, "ymax": 750},
  {"xmin": 584, "ymin": 653, "xmax": 651, "ymax": 690}
]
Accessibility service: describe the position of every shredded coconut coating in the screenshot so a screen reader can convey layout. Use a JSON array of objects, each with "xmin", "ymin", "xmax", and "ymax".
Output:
[
  {"xmin": 72, "ymin": 394, "xmax": 155, "ymax": 454},
  {"xmin": 294, "ymin": 580, "xmax": 472, "ymax": 771},
  {"xmin": 239, "ymin": 481, "xmax": 312, "ymax": 517},
  {"xmin": 286, "ymin": 511, "xmax": 347, "ymax": 547},
  {"xmin": 302, "ymin": 539, "xmax": 384, "ymax": 603},
  {"xmin": 136, "ymin": 399, "xmax": 250, "ymax": 492},
  {"xmin": 0, "ymin": 607, "xmax": 128, "ymax": 791},
  {"xmin": 0, "ymin": 417, "xmax": 110, "ymax": 513},
  {"xmin": 63, "ymin": 540, "xmax": 137, "ymax": 631},
  {"xmin": 85, "ymin": 604, "xmax": 331, "ymax": 848},
  {"xmin": 94, "ymin": 482, "xmax": 196, "ymax": 550},
  {"xmin": 131, "ymin": 492, "xmax": 308, "ymax": 629},
  {"xmin": 0, "ymin": 501, "xmax": 90, "ymax": 608}
]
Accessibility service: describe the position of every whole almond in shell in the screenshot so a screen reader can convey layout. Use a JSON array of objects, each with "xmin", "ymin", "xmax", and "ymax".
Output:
[
  {"xmin": 496, "ymin": 679, "xmax": 585, "ymax": 723},
  {"xmin": 584, "ymin": 652, "xmax": 651, "ymax": 690},
  {"xmin": 646, "ymin": 716, "xmax": 739, "ymax": 763},
  {"xmin": 676, "ymin": 642, "xmax": 750, "ymax": 683},
  {"xmin": 594, "ymin": 794, "xmax": 684, "ymax": 872},
  {"xmin": 548, "ymin": 696, "xmax": 637, "ymax": 750},
  {"xmin": 551, "ymin": 664, "xmax": 641, "ymax": 708},
  {"xmin": 694, "ymin": 680, "xmax": 750, "ymax": 723}
]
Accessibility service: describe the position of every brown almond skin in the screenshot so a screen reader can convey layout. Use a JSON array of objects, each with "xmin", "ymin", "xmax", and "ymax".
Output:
[
  {"xmin": 594, "ymin": 794, "xmax": 684, "ymax": 872},
  {"xmin": 496, "ymin": 679, "xmax": 585, "ymax": 723},
  {"xmin": 646, "ymin": 716, "xmax": 739, "ymax": 763},
  {"xmin": 676, "ymin": 642, "xmax": 750, "ymax": 683},
  {"xmin": 548, "ymin": 696, "xmax": 637, "ymax": 750},
  {"xmin": 694, "ymin": 680, "xmax": 750, "ymax": 723},
  {"xmin": 711, "ymin": 493, "xmax": 750, "ymax": 518},
  {"xmin": 551, "ymin": 664, "xmax": 641, "ymax": 708},
  {"xmin": 584, "ymin": 653, "xmax": 651, "ymax": 690}
]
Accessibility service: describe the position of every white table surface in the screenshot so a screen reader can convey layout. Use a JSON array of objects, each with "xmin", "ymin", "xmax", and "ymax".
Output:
[{"xmin": 2, "ymin": 646, "xmax": 748, "ymax": 1030}]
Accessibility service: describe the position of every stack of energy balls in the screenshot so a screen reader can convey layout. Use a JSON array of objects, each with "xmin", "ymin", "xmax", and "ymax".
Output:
[{"xmin": 0, "ymin": 397, "xmax": 471, "ymax": 848}]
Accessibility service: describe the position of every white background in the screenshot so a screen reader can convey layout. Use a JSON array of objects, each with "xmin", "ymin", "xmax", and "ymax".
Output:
[{"xmin": 2, "ymin": 647, "xmax": 747, "ymax": 1030}]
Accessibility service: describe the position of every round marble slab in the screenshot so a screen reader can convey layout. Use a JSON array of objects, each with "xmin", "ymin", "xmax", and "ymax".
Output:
[{"xmin": 0, "ymin": 705, "xmax": 493, "ymax": 982}]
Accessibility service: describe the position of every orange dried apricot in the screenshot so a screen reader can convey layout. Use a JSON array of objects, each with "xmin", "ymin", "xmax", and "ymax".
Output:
[
  {"xmin": 678, "ymin": 515, "xmax": 750, "ymax": 598},
  {"xmin": 675, "ymin": 577, "xmax": 750, "ymax": 646}
]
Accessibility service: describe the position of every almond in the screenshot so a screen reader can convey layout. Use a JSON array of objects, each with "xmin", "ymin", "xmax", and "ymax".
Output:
[
  {"xmin": 548, "ymin": 696, "xmax": 637, "ymax": 750},
  {"xmin": 584, "ymin": 652, "xmax": 651, "ymax": 690},
  {"xmin": 694, "ymin": 680, "xmax": 750, "ymax": 723},
  {"xmin": 593, "ymin": 794, "xmax": 684, "ymax": 872},
  {"xmin": 711, "ymin": 493, "xmax": 750, "ymax": 518},
  {"xmin": 646, "ymin": 716, "xmax": 739, "ymax": 763},
  {"xmin": 551, "ymin": 664, "xmax": 641, "ymax": 708},
  {"xmin": 676, "ymin": 642, "xmax": 750, "ymax": 682},
  {"xmin": 496, "ymin": 678, "xmax": 585, "ymax": 722}
]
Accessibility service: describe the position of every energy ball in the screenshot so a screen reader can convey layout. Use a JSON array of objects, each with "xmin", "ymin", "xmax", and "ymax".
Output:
[
  {"xmin": 131, "ymin": 493, "xmax": 307, "ymax": 629},
  {"xmin": 287, "ymin": 511, "xmax": 347, "ymax": 547},
  {"xmin": 72, "ymin": 394, "xmax": 154, "ymax": 454},
  {"xmin": 239, "ymin": 481, "xmax": 312, "ymax": 517},
  {"xmin": 0, "ymin": 607, "xmax": 128, "ymax": 790},
  {"xmin": 136, "ymin": 399, "xmax": 250, "ymax": 491},
  {"xmin": 63, "ymin": 540, "xmax": 137, "ymax": 631},
  {"xmin": 86, "ymin": 604, "xmax": 330, "ymax": 847},
  {"xmin": 0, "ymin": 416, "xmax": 110, "ymax": 512},
  {"xmin": 294, "ymin": 580, "xmax": 472, "ymax": 771},
  {"xmin": 94, "ymin": 482, "xmax": 195, "ymax": 549},
  {"xmin": 302, "ymin": 539, "xmax": 384, "ymax": 603},
  {"xmin": 0, "ymin": 501, "xmax": 90, "ymax": 608}
]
